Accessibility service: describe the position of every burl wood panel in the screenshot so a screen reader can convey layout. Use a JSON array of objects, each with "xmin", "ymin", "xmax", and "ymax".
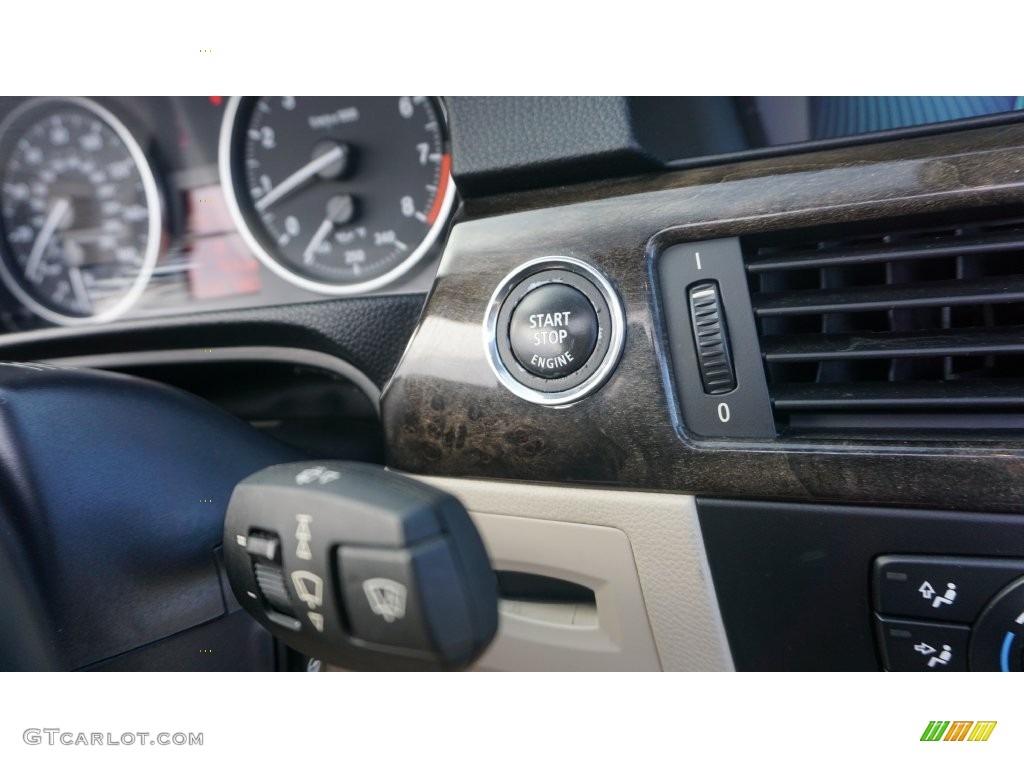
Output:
[{"xmin": 383, "ymin": 124, "xmax": 1024, "ymax": 512}]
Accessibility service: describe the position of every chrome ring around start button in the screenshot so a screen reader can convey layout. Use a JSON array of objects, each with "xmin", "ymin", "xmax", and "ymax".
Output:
[{"xmin": 483, "ymin": 257, "xmax": 626, "ymax": 406}]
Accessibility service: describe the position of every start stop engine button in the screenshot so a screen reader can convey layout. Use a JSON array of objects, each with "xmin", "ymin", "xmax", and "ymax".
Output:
[
  {"xmin": 484, "ymin": 257, "xmax": 626, "ymax": 406},
  {"xmin": 508, "ymin": 283, "xmax": 598, "ymax": 379}
]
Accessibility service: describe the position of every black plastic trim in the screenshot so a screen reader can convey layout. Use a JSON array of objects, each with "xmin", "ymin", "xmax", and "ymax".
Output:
[
  {"xmin": 0, "ymin": 295, "xmax": 424, "ymax": 389},
  {"xmin": 697, "ymin": 497, "xmax": 1024, "ymax": 671},
  {"xmin": 752, "ymin": 275, "xmax": 1024, "ymax": 317},
  {"xmin": 773, "ymin": 380, "xmax": 1024, "ymax": 410},
  {"xmin": 656, "ymin": 238, "xmax": 775, "ymax": 438}
]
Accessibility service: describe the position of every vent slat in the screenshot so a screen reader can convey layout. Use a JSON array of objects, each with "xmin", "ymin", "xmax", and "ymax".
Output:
[
  {"xmin": 762, "ymin": 326, "xmax": 1024, "ymax": 362},
  {"xmin": 772, "ymin": 381, "xmax": 1024, "ymax": 411},
  {"xmin": 752, "ymin": 276, "xmax": 1024, "ymax": 317},
  {"xmin": 746, "ymin": 231, "xmax": 1024, "ymax": 273},
  {"xmin": 744, "ymin": 214, "xmax": 1024, "ymax": 433}
]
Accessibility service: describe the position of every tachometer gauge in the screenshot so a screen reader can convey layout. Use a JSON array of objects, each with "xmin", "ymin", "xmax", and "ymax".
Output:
[
  {"xmin": 219, "ymin": 97, "xmax": 454, "ymax": 294},
  {"xmin": 0, "ymin": 97, "xmax": 162, "ymax": 325}
]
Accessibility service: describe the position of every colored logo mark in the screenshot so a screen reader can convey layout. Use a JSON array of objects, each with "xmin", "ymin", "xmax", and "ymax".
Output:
[{"xmin": 921, "ymin": 721, "xmax": 997, "ymax": 742}]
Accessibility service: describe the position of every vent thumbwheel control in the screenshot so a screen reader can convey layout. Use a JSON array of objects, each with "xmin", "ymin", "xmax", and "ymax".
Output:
[{"xmin": 688, "ymin": 281, "xmax": 737, "ymax": 395}]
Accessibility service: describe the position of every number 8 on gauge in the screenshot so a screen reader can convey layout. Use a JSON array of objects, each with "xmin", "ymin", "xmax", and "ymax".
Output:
[{"xmin": 219, "ymin": 97, "xmax": 455, "ymax": 295}]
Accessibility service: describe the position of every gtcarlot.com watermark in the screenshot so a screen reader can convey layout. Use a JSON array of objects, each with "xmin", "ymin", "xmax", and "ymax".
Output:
[{"xmin": 23, "ymin": 729, "xmax": 203, "ymax": 747}]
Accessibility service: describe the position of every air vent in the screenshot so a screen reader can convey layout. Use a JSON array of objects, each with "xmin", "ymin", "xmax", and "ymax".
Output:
[{"xmin": 744, "ymin": 215, "xmax": 1024, "ymax": 434}]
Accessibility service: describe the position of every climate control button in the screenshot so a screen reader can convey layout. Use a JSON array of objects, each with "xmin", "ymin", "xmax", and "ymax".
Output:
[
  {"xmin": 968, "ymin": 576, "xmax": 1024, "ymax": 671},
  {"xmin": 873, "ymin": 555, "xmax": 1024, "ymax": 623}
]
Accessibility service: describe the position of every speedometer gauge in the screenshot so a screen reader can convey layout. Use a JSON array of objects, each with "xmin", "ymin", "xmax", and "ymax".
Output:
[
  {"xmin": 219, "ymin": 97, "xmax": 454, "ymax": 294},
  {"xmin": 0, "ymin": 97, "xmax": 162, "ymax": 325}
]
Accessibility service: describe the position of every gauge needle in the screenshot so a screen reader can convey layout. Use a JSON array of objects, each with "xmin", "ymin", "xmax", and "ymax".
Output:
[
  {"xmin": 24, "ymin": 197, "xmax": 70, "ymax": 281},
  {"xmin": 256, "ymin": 146, "xmax": 344, "ymax": 213},
  {"xmin": 68, "ymin": 266, "xmax": 93, "ymax": 314},
  {"xmin": 302, "ymin": 218, "xmax": 334, "ymax": 264}
]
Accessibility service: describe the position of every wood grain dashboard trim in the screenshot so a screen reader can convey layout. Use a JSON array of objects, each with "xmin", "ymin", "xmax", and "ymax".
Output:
[{"xmin": 382, "ymin": 124, "xmax": 1024, "ymax": 512}]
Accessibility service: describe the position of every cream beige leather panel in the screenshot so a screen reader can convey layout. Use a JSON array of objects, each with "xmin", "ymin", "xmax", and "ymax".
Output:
[
  {"xmin": 413, "ymin": 476, "xmax": 734, "ymax": 671},
  {"xmin": 470, "ymin": 512, "xmax": 660, "ymax": 670}
]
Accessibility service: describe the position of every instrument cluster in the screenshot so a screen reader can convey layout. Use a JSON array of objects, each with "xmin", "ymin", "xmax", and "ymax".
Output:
[{"xmin": 0, "ymin": 96, "xmax": 454, "ymax": 330}]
